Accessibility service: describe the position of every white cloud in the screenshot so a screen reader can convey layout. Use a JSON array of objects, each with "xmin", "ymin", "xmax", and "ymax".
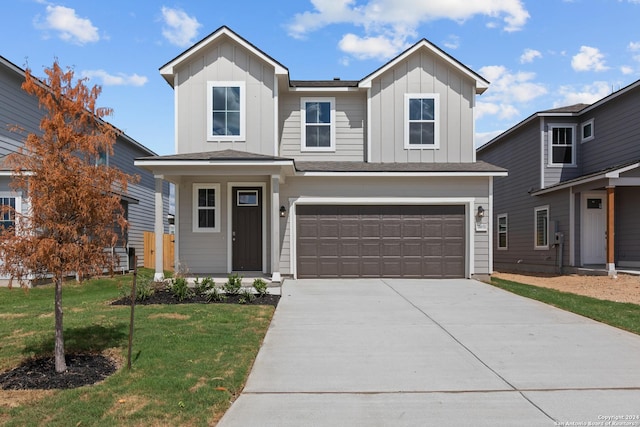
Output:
[
  {"xmin": 571, "ymin": 46, "xmax": 609, "ymax": 72},
  {"xmin": 519, "ymin": 48, "xmax": 541, "ymax": 64},
  {"xmin": 338, "ymin": 33, "xmax": 409, "ymax": 60},
  {"xmin": 621, "ymin": 65, "xmax": 634, "ymax": 75},
  {"xmin": 288, "ymin": 0, "xmax": 529, "ymax": 59},
  {"xmin": 81, "ymin": 70, "xmax": 148, "ymax": 87},
  {"xmin": 629, "ymin": 41, "xmax": 640, "ymax": 51},
  {"xmin": 555, "ymin": 81, "xmax": 612, "ymax": 106},
  {"xmin": 160, "ymin": 6, "xmax": 201, "ymax": 47},
  {"xmin": 443, "ymin": 35, "xmax": 460, "ymax": 50},
  {"xmin": 475, "ymin": 65, "xmax": 546, "ymax": 121},
  {"xmin": 475, "ymin": 130, "xmax": 505, "ymax": 147},
  {"xmin": 36, "ymin": 5, "xmax": 99, "ymax": 45}
]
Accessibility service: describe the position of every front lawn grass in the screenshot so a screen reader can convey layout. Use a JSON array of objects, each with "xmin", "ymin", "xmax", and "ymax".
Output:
[
  {"xmin": 491, "ymin": 277, "xmax": 640, "ymax": 335},
  {"xmin": 0, "ymin": 271, "xmax": 275, "ymax": 426}
]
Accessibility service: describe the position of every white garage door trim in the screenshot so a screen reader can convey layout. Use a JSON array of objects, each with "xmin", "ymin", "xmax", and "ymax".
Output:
[{"xmin": 288, "ymin": 197, "xmax": 475, "ymax": 279}]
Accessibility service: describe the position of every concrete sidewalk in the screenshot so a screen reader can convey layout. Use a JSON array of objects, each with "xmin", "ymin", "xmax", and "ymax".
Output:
[{"xmin": 217, "ymin": 279, "xmax": 640, "ymax": 426}]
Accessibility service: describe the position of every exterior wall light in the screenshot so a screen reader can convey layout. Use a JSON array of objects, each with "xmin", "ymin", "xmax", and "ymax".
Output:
[
  {"xmin": 477, "ymin": 206, "xmax": 485, "ymax": 218},
  {"xmin": 279, "ymin": 205, "xmax": 286, "ymax": 217}
]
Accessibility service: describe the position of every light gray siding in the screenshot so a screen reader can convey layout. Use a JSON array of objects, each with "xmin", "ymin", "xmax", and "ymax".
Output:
[
  {"xmin": 174, "ymin": 37, "xmax": 276, "ymax": 156},
  {"xmin": 616, "ymin": 187, "xmax": 640, "ymax": 266},
  {"xmin": 369, "ymin": 49, "xmax": 475, "ymax": 163},
  {"xmin": 176, "ymin": 176, "xmax": 272, "ymax": 274},
  {"xmin": 279, "ymin": 92, "xmax": 365, "ymax": 161}
]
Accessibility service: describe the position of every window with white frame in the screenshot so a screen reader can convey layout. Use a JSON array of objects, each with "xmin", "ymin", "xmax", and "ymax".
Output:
[
  {"xmin": 581, "ymin": 119, "xmax": 594, "ymax": 143},
  {"xmin": 549, "ymin": 125, "xmax": 576, "ymax": 165},
  {"xmin": 497, "ymin": 214, "xmax": 508, "ymax": 250},
  {"xmin": 534, "ymin": 206, "xmax": 549, "ymax": 249},
  {"xmin": 301, "ymin": 97, "xmax": 335, "ymax": 151},
  {"xmin": 207, "ymin": 81, "xmax": 245, "ymax": 141},
  {"xmin": 405, "ymin": 93, "xmax": 439, "ymax": 149},
  {"xmin": 0, "ymin": 196, "xmax": 16, "ymax": 234},
  {"xmin": 193, "ymin": 184, "xmax": 220, "ymax": 232}
]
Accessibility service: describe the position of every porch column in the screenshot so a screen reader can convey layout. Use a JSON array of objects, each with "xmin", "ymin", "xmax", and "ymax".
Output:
[
  {"xmin": 154, "ymin": 176, "xmax": 165, "ymax": 282},
  {"xmin": 606, "ymin": 186, "xmax": 616, "ymax": 275},
  {"xmin": 270, "ymin": 175, "xmax": 282, "ymax": 283}
]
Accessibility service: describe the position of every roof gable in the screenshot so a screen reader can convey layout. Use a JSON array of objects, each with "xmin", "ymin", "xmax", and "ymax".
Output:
[
  {"xmin": 358, "ymin": 39, "xmax": 489, "ymax": 94},
  {"xmin": 159, "ymin": 26, "xmax": 289, "ymax": 87}
]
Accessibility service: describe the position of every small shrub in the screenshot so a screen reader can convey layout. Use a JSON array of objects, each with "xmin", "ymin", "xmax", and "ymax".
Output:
[
  {"xmin": 119, "ymin": 275, "xmax": 156, "ymax": 302},
  {"xmin": 252, "ymin": 278, "xmax": 269, "ymax": 297},
  {"xmin": 224, "ymin": 273, "xmax": 243, "ymax": 296},
  {"xmin": 205, "ymin": 286, "xmax": 226, "ymax": 302},
  {"xmin": 238, "ymin": 288, "xmax": 256, "ymax": 304},
  {"xmin": 195, "ymin": 277, "xmax": 215, "ymax": 294},
  {"xmin": 168, "ymin": 277, "xmax": 193, "ymax": 301}
]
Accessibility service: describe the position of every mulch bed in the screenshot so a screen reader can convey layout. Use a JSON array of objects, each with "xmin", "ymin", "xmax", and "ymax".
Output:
[
  {"xmin": 0, "ymin": 353, "xmax": 117, "ymax": 391},
  {"xmin": 110, "ymin": 288, "xmax": 281, "ymax": 307},
  {"xmin": 0, "ymin": 290, "xmax": 279, "ymax": 391}
]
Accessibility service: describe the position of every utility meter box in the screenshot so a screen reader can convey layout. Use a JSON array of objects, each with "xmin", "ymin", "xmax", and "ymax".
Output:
[{"xmin": 554, "ymin": 232, "xmax": 564, "ymax": 245}]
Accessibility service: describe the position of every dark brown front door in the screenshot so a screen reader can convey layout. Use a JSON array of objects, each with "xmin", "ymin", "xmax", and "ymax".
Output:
[
  {"xmin": 296, "ymin": 205, "xmax": 465, "ymax": 278},
  {"xmin": 232, "ymin": 187, "xmax": 262, "ymax": 271}
]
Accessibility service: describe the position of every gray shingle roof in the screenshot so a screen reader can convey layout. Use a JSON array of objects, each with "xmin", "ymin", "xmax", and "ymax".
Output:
[
  {"xmin": 540, "ymin": 103, "xmax": 590, "ymax": 114},
  {"xmin": 294, "ymin": 160, "xmax": 506, "ymax": 173},
  {"xmin": 136, "ymin": 149, "xmax": 292, "ymax": 162}
]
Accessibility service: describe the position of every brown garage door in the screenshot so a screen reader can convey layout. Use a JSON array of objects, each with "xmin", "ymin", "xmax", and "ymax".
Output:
[{"xmin": 296, "ymin": 205, "xmax": 465, "ymax": 278}]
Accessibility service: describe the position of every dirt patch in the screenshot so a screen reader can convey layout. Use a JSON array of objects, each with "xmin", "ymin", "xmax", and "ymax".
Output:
[
  {"xmin": 148, "ymin": 313, "xmax": 191, "ymax": 320},
  {"xmin": 492, "ymin": 271, "xmax": 640, "ymax": 305}
]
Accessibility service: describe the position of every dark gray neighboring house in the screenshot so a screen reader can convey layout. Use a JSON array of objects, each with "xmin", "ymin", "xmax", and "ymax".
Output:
[
  {"xmin": 477, "ymin": 79, "xmax": 640, "ymax": 275},
  {"xmin": 0, "ymin": 55, "xmax": 170, "ymax": 282}
]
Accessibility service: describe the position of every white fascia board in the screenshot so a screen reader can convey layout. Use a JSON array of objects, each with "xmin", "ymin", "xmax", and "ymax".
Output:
[
  {"xmin": 296, "ymin": 171, "xmax": 508, "ymax": 178},
  {"xmin": 134, "ymin": 160, "xmax": 295, "ymax": 168},
  {"xmin": 359, "ymin": 40, "xmax": 489, "ymax": 94},
  {"xmin": 604, "ymin": 162, "xmax": 640, "ymax": 178},
  {"xmin": 160, "ymin": 27, "xmax": 288, "ymax": 86}
]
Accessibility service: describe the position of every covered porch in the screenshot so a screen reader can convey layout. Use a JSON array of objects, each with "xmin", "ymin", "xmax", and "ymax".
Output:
[
  {"xmin": 533, "ymin": 161, "xmax": 640, "ymax": 276},
  {"xmin": 135, "ymin": 150, "xmax": 296, "ymax": 283}
]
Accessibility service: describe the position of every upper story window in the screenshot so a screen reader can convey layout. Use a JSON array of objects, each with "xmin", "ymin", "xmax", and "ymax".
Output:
[
  {"xmin": 301, "ymin": 97, "xmax": 335, "ymax": 151},
  {"xmin": 192, "ymin": 183, "xmax": 220, "ymax": 233},
  {"xmin": 581, "ymin": 119, "xmax": 594, "ymax": 143},
  {"xmin": 0, "ymin": 196, "xmax": 17, "ymax": 234},
  {"xmin": 405, "ymin": 93, "xmax": 440, "ymax": 149},
  {"xmin": 207, "ymin": 81, "xmax": 245, "ymax": 141},
  {"xmin": 549, "ymin": 124, "xmax": 576, "ymax": 166}
]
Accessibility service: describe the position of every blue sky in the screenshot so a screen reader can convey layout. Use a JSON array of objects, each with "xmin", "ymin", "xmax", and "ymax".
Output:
[{"xmin": 2, "ymin": 0, "xmax": 640, "ymax": 155}]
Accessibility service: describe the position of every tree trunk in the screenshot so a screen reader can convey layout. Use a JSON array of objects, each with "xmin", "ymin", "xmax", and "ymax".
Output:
[{"xmin": 54, "ymin": 275, "xmax": 66, "ymax": 373}]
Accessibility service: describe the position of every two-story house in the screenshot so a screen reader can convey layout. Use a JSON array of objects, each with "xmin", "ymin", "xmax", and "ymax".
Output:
[
  {"xmin": 136, "ymin": 26, "xmax": 506, "ymax": 282},
  {"xmin": 0, "ymin": 55, "xmax": 170, "ymax": 282},
  {"xmin": 477, "ymin": 79, "xmax": 640, "ymax": 275}
]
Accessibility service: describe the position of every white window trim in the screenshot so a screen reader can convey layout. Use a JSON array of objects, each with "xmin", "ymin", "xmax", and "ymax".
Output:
[
  {"xmin": 0, "ymin": 192, "xmax": 21, "ymax": 234},
  {"xmin": 548, "ymin": 124, "xmax": 577, "ymax": 167},
  {"xmin": 206, "ymin": 81, "xmax": 246, "ymax": 142},
  {"xmin": 581, "ymin": 118, "xmax": 594, "ymax": 143},
  {"xmin": 534, "ymin": 205, "xmax": 549, "ymax": 250},
  {"xmin": 404, "ymin": 93, "xmax": 440, "ymax": 150},
  {"xmin": 497, "ymin": 213, "xmax": 508, "ymax": 250},
  {"xmin": 192, "ymin": 183, "xmax": 220, "ymax": 233},
  {"xmin": 300, "ymin": 97, "xmax": 336, "ymax": 152}
]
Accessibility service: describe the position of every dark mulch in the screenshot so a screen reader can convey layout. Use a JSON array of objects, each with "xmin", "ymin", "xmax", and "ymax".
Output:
[
  {"xmin": 111, "ymin": 288, "xmax": 280, "ymax": 307},
  {"xmin": 0, "ymin": 353, "xmax": 117, "ymax": 390}
]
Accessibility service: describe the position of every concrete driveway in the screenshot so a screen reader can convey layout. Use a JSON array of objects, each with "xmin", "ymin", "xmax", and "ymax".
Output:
[{"xmin": 217, "ymin": 279, "xmax": 640, "ymax": 426}]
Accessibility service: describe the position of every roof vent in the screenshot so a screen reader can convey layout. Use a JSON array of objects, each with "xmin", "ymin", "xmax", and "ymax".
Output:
[{"xmin": 333, "ymin": 77, "xmax": 340, "ymax": 81}]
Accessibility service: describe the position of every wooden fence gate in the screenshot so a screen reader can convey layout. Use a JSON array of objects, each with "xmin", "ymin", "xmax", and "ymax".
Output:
[{"xmin": 143, "ymin": 231, "xmax": 175, "ymax": 271}]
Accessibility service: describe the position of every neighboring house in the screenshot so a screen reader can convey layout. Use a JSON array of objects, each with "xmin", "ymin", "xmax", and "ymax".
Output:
[
  {"xmin": 136, "ymin": 26, "xmax": 506, "ymax": 282},
  {"xmin": 0, "ymin": 55, "xmax": 170, "ymax": 282},
  {"xmin": 477, "ymin": 79, "xmax": 640, "ymax": 275}
]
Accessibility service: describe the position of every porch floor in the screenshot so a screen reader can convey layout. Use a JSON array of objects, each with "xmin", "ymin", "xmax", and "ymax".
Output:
[{"xmin": 577, "ymin": 265, "xmax": 640, "ymax": 276}]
